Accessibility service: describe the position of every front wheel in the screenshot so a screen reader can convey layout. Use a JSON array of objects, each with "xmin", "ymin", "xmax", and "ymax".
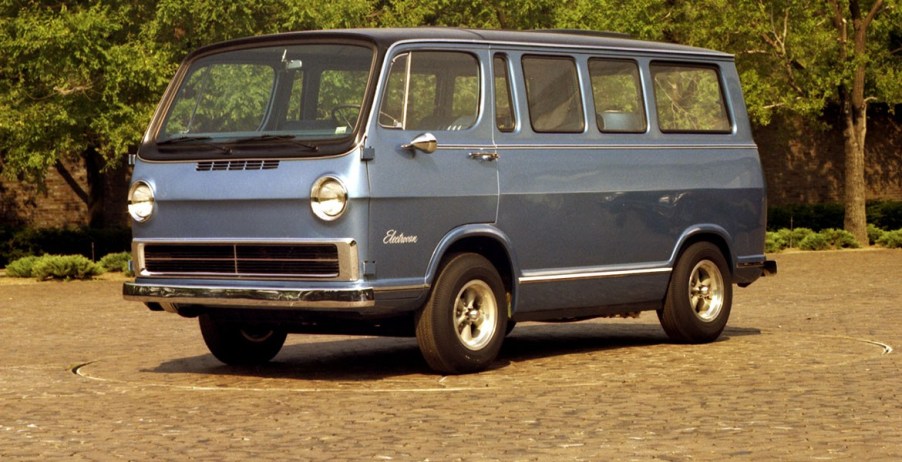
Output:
[
  {"xmin": 658, "ymin": 242, "xmax": 732, "ymax": 343},
  {"xmin": 416, "ymin": 253, "xmax": 507, "ymax": 374},
  {"xmin": 199, "ymin": 314, "xmax": 287, "ymax": 366}
]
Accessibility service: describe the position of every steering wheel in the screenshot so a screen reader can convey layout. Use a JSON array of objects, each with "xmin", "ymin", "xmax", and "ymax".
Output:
[{"xmin": 331, "ymin": 104, "xmax": 360, "ymax": 128}]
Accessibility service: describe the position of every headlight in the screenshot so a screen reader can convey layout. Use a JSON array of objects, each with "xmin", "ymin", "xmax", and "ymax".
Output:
[
  {"xmin": 310, "ymin": 176, "xmax": 348, "ymax": 221},
  {"xmin": 128, "ymin": 181, "xmax": 155, "ymax": 222}
]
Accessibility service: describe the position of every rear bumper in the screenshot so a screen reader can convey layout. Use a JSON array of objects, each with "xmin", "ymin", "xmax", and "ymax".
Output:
[{"xmin": 123, "ymin": 281, "xmax": 375, "ymax": 310}]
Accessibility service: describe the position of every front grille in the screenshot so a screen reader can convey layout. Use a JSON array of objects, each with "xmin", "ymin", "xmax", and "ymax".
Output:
[
  {"xmin": 196, "ymin": 160, "xmax": 280, "ymax": 171},
  {"xmin": 142, "ymin": 243, "xmax": 340, "ymax": 278}
]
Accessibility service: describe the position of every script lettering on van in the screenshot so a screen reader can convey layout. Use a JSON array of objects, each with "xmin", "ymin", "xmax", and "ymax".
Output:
[{"xmin": 383, "ymin": 229, "xmax": 418, "ymax": 245}]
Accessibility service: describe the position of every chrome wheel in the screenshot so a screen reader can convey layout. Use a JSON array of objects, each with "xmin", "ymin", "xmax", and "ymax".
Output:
[
  {"xmin": 688, "ymin": 260, "xmax": 725, "ymax": 322},
  {"xmin": 658, "ymin": 242, "xmax": 732, "ymax": 344},
  {"xmin": 454, "ymin": 280, "xmax": 498, "ymax": 350}
]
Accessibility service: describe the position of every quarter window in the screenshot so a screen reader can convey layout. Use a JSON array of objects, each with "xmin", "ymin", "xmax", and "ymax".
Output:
[
  {"xmin": 379, "ymin": 51, "xmax": 479, "ymax": 131},
  {"xmin": 493, "ymin": 55, "xmax": 516, "ymax": 132},
  {"xmin": 522, "ymin": 56, "xmax": 584, "ymax": 133},
  {"xmin": 589, "ymin": 59, "xmax": 647, "ymax": 133},
  {"xmin": 651, "ymin": 64, "xmax": 731, "ymax": 133}
]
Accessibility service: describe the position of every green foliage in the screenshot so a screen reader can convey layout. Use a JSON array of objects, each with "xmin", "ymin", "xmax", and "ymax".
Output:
[
  {"xmin": 867, "ymin": 223, "xmax": 886, "ymax": 245},
  {"xmin": 767, "ymin": 227, "xmax": 866, "ymax": 251},
  {"xmin": 876, "ymin": 230, "xmax": 902, "ymax": 249},
  {"xmin": 867, "ymin": 201, "xmax": 902, "ymax": 231},
  {"xmin": 5, "ymin": 254, "xmax": 104, "ymax": 280},
  {"xmin": 0, "ymin": 227, "xmax": 131, "ymax": 267},
  {"xmin": 5, "ymin": 255, "xmax": 41, "ymax": 277},
  {"xmin": 99, "ymin": 251, "xmax": 133, "ymax": 275},
  {"xmin": 819, "ymin": 228, "xmax": 861, "ymax": 249},
  {"xmin": 799, "ymin": 233, "xmax": 830, "ymax": 251}
]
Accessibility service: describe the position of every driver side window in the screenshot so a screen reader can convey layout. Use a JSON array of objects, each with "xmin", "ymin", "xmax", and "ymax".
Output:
[{"xmin": 379, "ymin": 51, "xmax": 480, "ymax": 131}]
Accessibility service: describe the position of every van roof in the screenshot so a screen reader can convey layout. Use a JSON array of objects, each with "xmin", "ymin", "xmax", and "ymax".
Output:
[{"xmin": 199, "ymin": 27, "xmax": 734, "ymax": 60}]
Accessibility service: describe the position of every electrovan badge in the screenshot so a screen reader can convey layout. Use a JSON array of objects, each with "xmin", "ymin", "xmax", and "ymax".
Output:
[{"xmin": 383, "ymin": 229, "xmax": 418, "ymax": 245}]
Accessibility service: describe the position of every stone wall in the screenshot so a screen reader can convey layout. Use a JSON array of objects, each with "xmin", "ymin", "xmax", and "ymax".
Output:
[
  {"xmin": 756, "ymin": 106, "xmax": 902, "ymax": 205},
  {"xmin": 0, "ymin": 157, "xmax": 130, "ymax": 229}
]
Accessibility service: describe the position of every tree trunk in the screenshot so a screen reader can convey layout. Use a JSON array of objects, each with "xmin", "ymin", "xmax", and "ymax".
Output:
[{"xmin": 842, "ymin": 105, "xmax": 868, "ymax": 245}]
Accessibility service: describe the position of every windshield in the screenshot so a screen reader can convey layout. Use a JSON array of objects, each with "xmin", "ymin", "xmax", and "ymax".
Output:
[{"xmin": 156, "ymin": 43, "xmax": 374, "ymax": 150}]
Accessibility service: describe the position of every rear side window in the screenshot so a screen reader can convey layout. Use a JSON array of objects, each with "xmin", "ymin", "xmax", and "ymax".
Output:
[
  {"xmin": 379, "ymin": 51, "xmax": 479, "ymax": 131},
  {"xmin": 522, "ymin": 56, "xmax": 584, "ymax": 133},
  {"xmin": 589, "ymin": 59, "xmax": 647, "ymax": 133},
  {"xmin": 651, "ymin": 63, "xmax": 731, "ymax": 133}
]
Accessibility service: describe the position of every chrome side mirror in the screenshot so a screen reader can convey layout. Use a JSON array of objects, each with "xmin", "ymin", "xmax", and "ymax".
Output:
[{"xmin": 401, "ymin": 132, "xmax": 437, "ymax": 154}]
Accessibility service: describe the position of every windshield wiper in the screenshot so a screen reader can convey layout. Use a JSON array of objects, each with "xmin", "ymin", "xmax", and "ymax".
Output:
[
  {"xmin": 231, "ymin": 134, "xmax": 319, "ymax": 152},
  {"xmin": 156, "ymin": 136, "xmax": 232, "ymax": 154},
  {"xmin": 157, "ymin": 135, "xmax": 213, "ymax": 144}
]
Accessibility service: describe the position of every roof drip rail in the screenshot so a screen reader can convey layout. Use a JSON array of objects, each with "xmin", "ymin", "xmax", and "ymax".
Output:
[{"xmin": 532, "ymin": 29, "xmax": 633, "ymax": 39}]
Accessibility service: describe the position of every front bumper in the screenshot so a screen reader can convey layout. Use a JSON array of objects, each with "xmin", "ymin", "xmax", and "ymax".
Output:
[{"xmin": 123, "ymin": 281, "xmax": 375, "ymax": 309}]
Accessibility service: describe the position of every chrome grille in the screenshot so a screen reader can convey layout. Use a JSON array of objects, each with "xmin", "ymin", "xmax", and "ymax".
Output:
[
  {"xmin": 196, "ymin": 160, "xmax": 280, "ymax": 171},
  {"xmin": 142, "ymin": 243, "xmax": 340, "ymax": 278}
]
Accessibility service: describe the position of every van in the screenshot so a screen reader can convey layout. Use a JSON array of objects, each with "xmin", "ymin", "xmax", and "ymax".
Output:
[{"xmin": 124, "ymin": 28, "xmax": 776, "ymax": 374}]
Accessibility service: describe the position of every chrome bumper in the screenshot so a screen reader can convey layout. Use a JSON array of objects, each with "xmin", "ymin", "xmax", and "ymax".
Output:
[{"xmin": 123, "ymin": 281, "xmax": 375, "ymax": 309}]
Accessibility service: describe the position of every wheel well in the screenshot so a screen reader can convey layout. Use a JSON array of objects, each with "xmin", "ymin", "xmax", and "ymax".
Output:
[
  {"xmin": 678, "ymin": 233, "xmax": 734, "ymax": 276},
  {"xmin": 444, "ymin": 237, "xmax": 513, "ymax": 295}
]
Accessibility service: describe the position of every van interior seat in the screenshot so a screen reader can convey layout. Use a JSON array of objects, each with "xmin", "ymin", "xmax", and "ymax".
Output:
[{"xmin": 599, "ymin": 111, "xmax": 642, "ymax": 132}]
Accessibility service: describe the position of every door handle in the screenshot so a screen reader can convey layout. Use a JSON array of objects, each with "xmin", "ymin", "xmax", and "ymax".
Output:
[{"xmin": 468, "ymin": 151, "xmax": 499, "ymax": 161}]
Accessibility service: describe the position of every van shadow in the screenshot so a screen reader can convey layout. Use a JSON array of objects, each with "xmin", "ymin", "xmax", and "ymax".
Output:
[{"xmin": 149, "ymin": 323, "xmax": 761, "ymax": 381}]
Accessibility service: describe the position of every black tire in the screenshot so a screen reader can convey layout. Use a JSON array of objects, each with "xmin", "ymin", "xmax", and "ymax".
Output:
[
  {"xmin": 416, "ymin": 253, "xmax": 508, "ymax": 374},
  {"xmin": 198, "ymin": 314, "xmax": 287, "ymax": 366},
  {"xmin": 657, "ymin": 242, "xmax": 732, "ymax": 343}
]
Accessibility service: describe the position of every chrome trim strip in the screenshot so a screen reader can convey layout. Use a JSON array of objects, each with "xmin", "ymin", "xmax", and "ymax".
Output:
[
  {"xmin": 123, "ymin": 282, "xmax": 375, "ymax": 309},
  {"xmin": 520, "ymin": 266, "xmax": 672, "ymax": 284},
  {"xmin": 436, "ymin": 144, "xmax": 756, "ymax": 151}
]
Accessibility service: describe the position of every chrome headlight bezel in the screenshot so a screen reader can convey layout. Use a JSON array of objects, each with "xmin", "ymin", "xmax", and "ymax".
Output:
[
  {"xmin": 128, "ymin": 180, "xmax": 156, "ymax": 223},
  {"xmin": 310, "ymin": 176, "xmax": 348, "ymax": 221}
]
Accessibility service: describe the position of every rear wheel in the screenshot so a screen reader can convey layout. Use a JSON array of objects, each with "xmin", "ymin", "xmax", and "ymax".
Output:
[
  {"xmin": 199, "ymin": 314, "xmax": 287, "ymax": 366},
  {"xmin": 416, "ymin": 253, "xmax": 507, "ymax": 374},
  {"xmin": 658, "ymin": 242, "xmax": 732, "ymax": 343}
]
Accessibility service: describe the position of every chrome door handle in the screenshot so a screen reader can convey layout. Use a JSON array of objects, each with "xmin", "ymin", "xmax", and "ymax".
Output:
[{"xmin": 468, "ymin": 152, "xmax": 499, "ymax": 161}]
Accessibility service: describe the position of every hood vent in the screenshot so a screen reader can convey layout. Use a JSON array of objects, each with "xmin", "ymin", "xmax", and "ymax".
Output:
[{"xmin": 196, "ymin": 160, "xmax": 280, "ymax": 171}]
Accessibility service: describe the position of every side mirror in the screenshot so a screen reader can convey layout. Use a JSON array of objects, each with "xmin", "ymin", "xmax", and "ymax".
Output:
[{"xmin": 401, "ymin": 133, "xmax": 437, "ymax": 154}]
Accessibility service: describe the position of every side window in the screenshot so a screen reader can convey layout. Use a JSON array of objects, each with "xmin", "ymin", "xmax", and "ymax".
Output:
[
  {"xmin": 522, "ymin": 55, "xmax": 584, "ymax": 133},
  {"xmin": 493, "ymin": 55, "xmax": 516, "ymax": 132},
  {"xmin": 651, "ymin": 63, "xmax": 731, "ymax": 133},
  {"xmin": 379, "ymin": 51, "xmax": 479, "ymax": 131},
  {"xmin": 589, "ymin": 59, "xmax": 647, "ymax": 133}
]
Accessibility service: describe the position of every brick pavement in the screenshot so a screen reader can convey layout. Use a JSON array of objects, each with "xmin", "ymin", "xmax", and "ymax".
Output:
[{"xmin": 1, "ymin": 249, "xmax": 900, "ymax": 460}]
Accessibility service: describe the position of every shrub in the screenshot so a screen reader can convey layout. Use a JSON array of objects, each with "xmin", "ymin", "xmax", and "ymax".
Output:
[
  {"xmin": 765, "ymin": 231, "xmax": 787, "ymax": 253},
  {"xmin": 30, "ymin": 255, "xmax": 105, "ymax": 280},
  {"xmin": 877, "ymin": 230, "xmax": 902, "ymax": 249},
  {"xmin": 0, "ymin": 226, "xmax": 131, "ymax": 267},
  {"xmin": 867, "ymin": 201, "xmax": 902, "ymax": 231},
  {"xmin": 820, "ymin": 228, "xmax": 860, "ymax": 249},
  {"xmin": 799, "ymin": 233, "xmax": 830, "ymax": 251},
  {"xmin": 99, "ymin": 251, "xmax": 132, "ymax": 275},
  {"xmin": 5, "ymin": 255, "xmax": 41, "ymax": 277},
  {"xmin": 867, "ymin": 224, "xmax": 886, "ymax": 245}
]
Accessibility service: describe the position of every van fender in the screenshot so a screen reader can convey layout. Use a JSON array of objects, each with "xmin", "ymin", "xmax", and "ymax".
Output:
[
  {"xmin": 669, "ymin": 224, "xmax": 736, "ymax": 273},
  {"xmin": 423, "ymin": 224, "xmax": 521, "ymax": 308}
]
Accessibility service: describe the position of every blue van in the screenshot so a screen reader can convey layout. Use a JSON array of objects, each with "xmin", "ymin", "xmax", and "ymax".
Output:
[{"xmin": 124, "ymin": 28, "xmax": 776, "ymax": 374}]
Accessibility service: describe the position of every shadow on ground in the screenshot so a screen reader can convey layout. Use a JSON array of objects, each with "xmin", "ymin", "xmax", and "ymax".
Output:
[{"xmin": 147, "ymin": 322, "xmax": 761, "ymax": 381}]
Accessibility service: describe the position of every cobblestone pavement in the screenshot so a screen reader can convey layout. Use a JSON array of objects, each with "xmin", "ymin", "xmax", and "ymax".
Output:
[{"xmin": 1, "ymin": 249, "xmax": 900, "ymax": 461}]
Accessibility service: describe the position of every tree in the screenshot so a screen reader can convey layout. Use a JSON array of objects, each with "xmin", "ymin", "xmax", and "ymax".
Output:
[{"xmin": 620, "ymin": 0, "xmax": 899, "ymax": 244}]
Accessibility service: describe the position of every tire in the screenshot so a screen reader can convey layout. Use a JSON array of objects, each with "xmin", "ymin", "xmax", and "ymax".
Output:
[
  {"xmin": 416, "ymin": 253, "xmax": 508, "ymax": 374},
  {"xmin": 657, "ymin": 242, "xmax": 732, "ymax": 343},
  {"xmin": 199, "ymin": 314, "xmax": 287, "ymax": 366}
]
